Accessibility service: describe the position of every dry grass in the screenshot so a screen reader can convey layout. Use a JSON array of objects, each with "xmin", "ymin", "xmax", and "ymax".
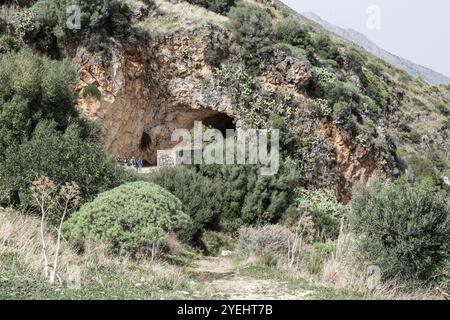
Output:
[
  {"xmin": 0, "ymin": 207, "xmax": 79, "ymax": 274},
  {"xmin": 303, "ymin": 229, "xmax": 439, "ymax": 300},
  {"xmin": 0, "ymin": 208, "xmax": 189, "ymax": 293},
  {"xmin": 140, "ymin": 0, "xmax": 227, "ymax": 35},
  {"xmin": 237, "ymin": 223, "xmax": 440, "ymax": 300}
]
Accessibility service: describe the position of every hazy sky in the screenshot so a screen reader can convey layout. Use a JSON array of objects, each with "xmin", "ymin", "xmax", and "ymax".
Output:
[{"xmin": 282, "ymin": 0, "xmax": 450, "ymax": 78}]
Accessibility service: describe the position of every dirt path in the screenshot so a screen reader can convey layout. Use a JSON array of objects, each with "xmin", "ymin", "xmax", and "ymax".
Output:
[{"xmin": 192, "ymin": 257, "xmax": 313, "ymax": 300}]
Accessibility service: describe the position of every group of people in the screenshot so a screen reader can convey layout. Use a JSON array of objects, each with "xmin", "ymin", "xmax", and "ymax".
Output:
[{"xmin": 115, "ymin": 156, "xmax": 144, "ymax": 173}]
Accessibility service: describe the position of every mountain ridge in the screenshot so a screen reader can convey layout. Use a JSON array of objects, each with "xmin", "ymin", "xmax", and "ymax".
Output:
[{"xmin": 301, "ymin": 11, "xmax": 450, "ymax": 85}]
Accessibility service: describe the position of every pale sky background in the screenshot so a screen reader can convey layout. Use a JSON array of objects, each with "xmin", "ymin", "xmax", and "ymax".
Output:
[{"xmin": 282, "ymin": 0, "xmax": 450, "ymax": 78}]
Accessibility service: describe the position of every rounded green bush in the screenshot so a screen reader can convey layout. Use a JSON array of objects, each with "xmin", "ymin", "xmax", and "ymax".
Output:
[{"xmin": 63, "ymin": 182, "xmax": 192, "ymax": 257}]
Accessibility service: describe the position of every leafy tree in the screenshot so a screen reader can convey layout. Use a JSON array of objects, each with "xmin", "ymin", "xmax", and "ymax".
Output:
[
  {"xmin": 0, "ymin": 121, "xmax": 126, "ymax": 210},
  {"xmin": 63, "ymin": 182, "xmax": 192, "ymax": 258},
  {"xmin": 349, "ymin": 178, "xmax": 450, "ymax": 282},
  {"xmin": 0, "ymin": 49, "xmax": 76, "ymax": 160},
  {"xmin": 227, "ymin": 2, "xmax": 274, "ymax": 73}
]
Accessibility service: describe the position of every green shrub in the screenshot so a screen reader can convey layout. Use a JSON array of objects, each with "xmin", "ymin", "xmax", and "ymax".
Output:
[
  {"xmin": 275, "ymin": 16, "xmax": 307, "ymax": 47},
  {"xmin": 83, "ymin": 84, "xmax": 102, "ymax": 100},
  {"xmin": 0, "ymin": 36, "xmax": 23, "ymax": 55},
  {"xmin": 63, "ymin": 182, "xmax": 192, "ymax": 257},
  {"xmin": 201, "ymin": 231, "xmax": 234, "ymax": 256},
  {"xmin": 406, "ymin": 130, "xmax": 422, "ymax": 144},
  {"xmin": 436, "ymin": 103, "xmax": 449, "ymax": 116},
  {"xmin": 303, "ymin": 242, "xmax": 335, "ymax": 274},
  {"xmin": 14, "ymin": 0, "xmax": 135, "ymax": 55},
  {"xmin": 286, "ymin": 189, "xmax": 346, "ymax": 241},
  {"xmin": 312, "ymin": 34, "xmax": 340, "ymax": 62},
  {"xmin": 4, "ymin": 0, "xmax": 37, "ymax": 6},
  {"xmin": 349, "ymin": 178, "xmax": 450, "ymax": 282},
  {"xmin": 407, "ymin": 155, "xmax": 440, "ymax": 185},
  {"xmin": 367, "ymin": 61, "xmax": 383, "ymax": 77},
  {"xmin": 344, "ymin": 48, "xmax": 366, "ymax": 75},
  {"xmin": 145, "ymin": 166, "xmax": 222, "ymax": 240},
  {"xmin": 227, "ymin": 2, "xmax": 274, "ymax": 73},
  {"xmin": 305, "ymin": 98, "xmax": 332, "ymax": 119},
  {"xmin": 332, "ymin": 101, "xmax": 358, "ymax": 134}
]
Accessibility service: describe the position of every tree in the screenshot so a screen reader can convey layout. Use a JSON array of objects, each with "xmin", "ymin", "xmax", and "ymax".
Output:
[
  {"xmin": 349, "ymin": 178, "xmax": 450, "ymax": 282},
  {"xmin": 0, "ymin": 49, "xmax": 76, "ymax": 160},
  {"xmin": 0, "ymin": 121, "xmax": 125, "ymax": 211}
]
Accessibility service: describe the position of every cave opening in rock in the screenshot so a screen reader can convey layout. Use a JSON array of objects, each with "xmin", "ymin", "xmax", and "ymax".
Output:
[
  {"xmin": 202, "ymin": 112, "xmax": 236, "ymax": 136},
  {"xmin": 140, "ymin": 132, "xmax": 152, "ymax": 150},
  {"xmin": 143, "ymin": 110, "xmax": 237, "ymax": 167}
]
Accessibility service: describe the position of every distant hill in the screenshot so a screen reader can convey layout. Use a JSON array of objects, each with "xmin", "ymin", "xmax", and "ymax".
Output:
[{"xmin": 301, "ymin": 12, "xmax": 450, "ymax": 85}]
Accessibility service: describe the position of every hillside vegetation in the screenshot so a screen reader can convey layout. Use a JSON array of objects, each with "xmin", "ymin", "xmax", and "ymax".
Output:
[{"xmin": 0, "ymin": 0, "xmax": 449, "ymax": 300}]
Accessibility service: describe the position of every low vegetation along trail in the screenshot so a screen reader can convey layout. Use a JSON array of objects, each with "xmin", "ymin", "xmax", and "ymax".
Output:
[{"xmin": 192, "ymin": 256, "xmax": 313, "ymax": 300}]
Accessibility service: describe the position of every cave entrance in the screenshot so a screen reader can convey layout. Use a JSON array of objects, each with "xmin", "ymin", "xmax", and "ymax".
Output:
[
  {"xmin": 202, "ymin": 112, "xmax": 236, "ymax": 136},
  {"xmin": 142, "ymin": 109, "xmax": 237, "ymax": 167}
]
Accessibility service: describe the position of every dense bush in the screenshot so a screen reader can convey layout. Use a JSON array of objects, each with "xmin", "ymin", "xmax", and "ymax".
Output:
[
  {"xmin": 312, "ymin": 34, "xmax": 340, "ymax": 62},
  {"xmin": 275, "ymin": 16, "xmax": 308, "ymax": 47},
  {"xmin": 198, "ymin": 160, "xmax": 300, "ymax": 232},
  {"xmin": 145, "ymin": 166, "xmax": 222, "ymax": 241},
  {"xmin": 285, "ymin": 189, "xmax": 346, "ymax": 241},
  {"xmin": 332, "ymin": 101, "xmax": 358, "ymax": 134},
  {"xmin": 227, "ymin": 2, "xmax": 274, "ymax": 73},
  {"xmin": 0, "ymin": 121, "xmax": 126, "ymax": 209},
  {"xmin": 344, "ymin": 48, "xmax": 366, "ymax": 75},
  {"xmin": 349, "ymin": 178, "xmax": 450, "ymax": 282},
  {"xmin": 0, "ymin": 49, "xmax": 76, "ymax": 160},
  {"xmin": 407, "ymin": 155, "xmax": 441, "ymax": 185},
  {"xmin": 0, "ymin": 36, "xmax": 23, "ymax": 54},
  {"xmin": 3, "ymin": 0, "xmax": 37, "ymax": 6},
  {"xmin": 13, "ymin": 0, "xmax": 135, "ymax": 55},
  {"xmin": 63, "ymin": 182, "xmax": 192, "ymax": 257}
]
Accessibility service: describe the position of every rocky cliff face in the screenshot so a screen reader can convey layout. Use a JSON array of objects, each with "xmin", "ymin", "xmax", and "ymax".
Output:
[
  {"xmin": 75, "ymin": 28, "xmax": 236, "ymax": 164},
  {"xmin": 74, "ymin": 24, "xmax": 395, "ymax": 197}
]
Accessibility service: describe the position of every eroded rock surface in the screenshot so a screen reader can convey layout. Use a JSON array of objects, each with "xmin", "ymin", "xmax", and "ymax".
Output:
[{"xmin": 75, "ymin": 30, "xmax": 235, "ymax": 164}]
